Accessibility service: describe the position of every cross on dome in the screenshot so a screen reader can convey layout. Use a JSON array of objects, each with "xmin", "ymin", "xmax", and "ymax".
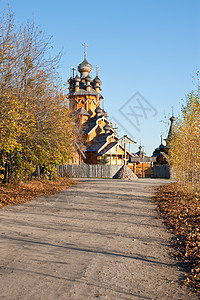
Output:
[
  {"xmin": 82, "ymin": 42, "xmax": 88, "ymax": 59},
  {"xmin": 78, "ymin": 43, "xmax": 92, "ymax": 78},
  {"xmin": 96, "ymin": 65, "xmax": 100, "ymax": 77},
  {"xmin": 70, "ymin": 66, "xmax": 73, "ymax": 77},
  {"xmin": 72, "ymin": 67, "xmax": 76, "ymax": 78}
]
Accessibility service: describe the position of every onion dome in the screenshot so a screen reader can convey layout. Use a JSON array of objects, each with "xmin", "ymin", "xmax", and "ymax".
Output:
[
  {"xmin": 86, "ymin": 74, "xmax": 92, "ymax": 82},
  {"xmin": 93, "ymin": 76, "xmax": 102, "ymax": 85},
  {"xmin": 159, "ymin": 135, "xmax": 165, "ymax": 149},
  {"xmin": 104, "ymin": 123, "xmax": 112, "ymax": 133},
  {"xmin": 68, "ymin": 76, "xmax": 74, "ymax": 84},
  {"xmin": 170, "ymin": 115, "xmax": 176, "ymax": 122},
  {"xmin": 78, "ymin": 59, "xmax": 92, "ymax": 77},
  {"xmin": 138, "ymin": 146, "xmax": 144, "ymax": 156},
  {"xmin": 102, "ymin": 109, "xmax": 108, "ymax": 117},
  {"xmin": 167, "ymin": 114, "xmax": 176, "ymax": 140},
  {"xmin": 95, "ymin": 106, "xmax": 103, "ymax": 115},
  {"xmin": 75, "ymin": 74, "xmax": 81, "ymax": 82}
]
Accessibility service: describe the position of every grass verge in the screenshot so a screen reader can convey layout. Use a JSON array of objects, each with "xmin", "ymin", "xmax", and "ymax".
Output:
[
  {"xmin": 154, "ymin": 182, "xmax": 200, "ymax": 295},
  {"xmin": 0, "ymin": 178, "xmax": 76, "ymax": 208}
]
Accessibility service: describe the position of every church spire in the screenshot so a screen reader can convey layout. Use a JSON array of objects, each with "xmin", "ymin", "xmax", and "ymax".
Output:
[{"xmin": 167, "ymin": 107, "xmax": 176, "ymax": 140}]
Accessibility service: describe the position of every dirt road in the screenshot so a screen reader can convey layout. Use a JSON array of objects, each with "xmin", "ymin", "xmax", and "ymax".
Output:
[{"xmin": 0, "ymin": 179, "xmax": 197, "ymax": 299}]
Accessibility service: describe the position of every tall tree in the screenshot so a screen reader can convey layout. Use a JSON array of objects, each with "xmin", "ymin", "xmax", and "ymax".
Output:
[
  {"xmin": 0, "ymin": 9, "xmax": 76, "ymax": 182},
  {"xmin": 169, "ymin": 74, "xmax": 200, "ymax": 191}
]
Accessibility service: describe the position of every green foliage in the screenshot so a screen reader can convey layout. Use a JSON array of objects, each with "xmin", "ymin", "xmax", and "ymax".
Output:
[{"xmin": 100, "ymin": 155, "xmax": 109, "ymax": 165}]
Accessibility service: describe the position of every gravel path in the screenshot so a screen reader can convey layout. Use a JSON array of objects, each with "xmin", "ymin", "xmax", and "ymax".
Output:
[{"xmin": 0, "ymin": 179, "xmax": 197, "ymax": 300}]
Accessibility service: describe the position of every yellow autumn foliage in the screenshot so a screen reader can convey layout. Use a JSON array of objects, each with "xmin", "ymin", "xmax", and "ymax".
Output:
[
  {"xmin": 0, "ymin": 9, "xmax": 77, "ymax": 182},
  {"xmin": 169, "ymin": 78, "xmax": 200, "ymax": 191}
]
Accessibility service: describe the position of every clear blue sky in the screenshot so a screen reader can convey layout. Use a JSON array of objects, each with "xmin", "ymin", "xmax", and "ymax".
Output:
[{"xmin": 1, "ymin": 0, "xmax": 200, "ymax": 155}]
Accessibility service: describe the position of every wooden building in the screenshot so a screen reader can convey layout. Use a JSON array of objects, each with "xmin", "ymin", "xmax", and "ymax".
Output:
[
  {"xmin": 128, "ymin": 144, "xmax": 156, "ymax": 178},
  {"xmin": 152, "ymin": 110, "xmax": 176, "ymax": 164},
  {"xmin": 67, "ymin": 45, "xmax": 135, "ymax": 165}
]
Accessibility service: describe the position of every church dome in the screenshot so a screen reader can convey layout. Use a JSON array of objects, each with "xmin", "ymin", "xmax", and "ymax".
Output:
[
  {"xmin": 95, "ymin": 106, "xmax": 103, "ymax": 117},
  {"xmin": 167, "ymin": 112, "xmax": 176, "ymax": 140},
  {"xmin": 103, "ymin": 109, "xmax": 108, "ymax": 117},
  {"xmin": 75, "ymin": 74, "xmax": 81, "ymax": 82},
  {"xmin": 68, "ymin": 76, "xmax": 75, "ymax": 84},
  {"xmin": 104, "ymin": 123, "xmax": 112, "ymax": 133},
  {"xmin": 170, "ymin": 115, "xmax": 176, "ymax": 122},
  {"xmin": 86, "ymin": 74, "xmax": 92, "ymax": 82},
  {"xmin": 78, "ymin": 59, "xmax": 92, "ymax": 77},
  {"xmin": 94, "ymin": 76, "xmax": 102, "ymax": 85}
]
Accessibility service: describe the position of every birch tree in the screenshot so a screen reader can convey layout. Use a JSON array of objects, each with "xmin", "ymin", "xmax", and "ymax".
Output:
[{"xmin": 169, "ymin": 76, "xmax": 200, "ymax": 191}]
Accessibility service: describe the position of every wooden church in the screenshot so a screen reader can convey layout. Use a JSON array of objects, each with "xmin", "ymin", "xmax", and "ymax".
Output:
[{"xmin": 67, "ymin": 44, "xmax": 135, "ymax": 165}]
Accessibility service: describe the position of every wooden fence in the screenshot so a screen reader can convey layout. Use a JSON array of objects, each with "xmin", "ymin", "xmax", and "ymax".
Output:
[
  {"xmin": 57, "ymin": 164, "xmax": 121, "ymax": 178},
  {"xmin": 56, "ymin": 164, "xmax": 171, "ymax": 179},
  {"xmin": 153, "ymin": 165, "xmax": 170, "ymax": 179}
]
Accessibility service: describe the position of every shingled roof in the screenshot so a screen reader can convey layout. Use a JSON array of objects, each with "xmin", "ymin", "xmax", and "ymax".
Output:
[
  {"xmin": 86, "ymin": 133, "xmax": 116, "ymax": 153},
  {"xmin": 76, "ymin": 107, "xmax": 91, "ymax": 116},
  {"xmin": 82, "ymin": 113, "xmax": 111, "ymax": 135},
  {"xmin": 82, "ymin": 116, "xmax": 98, "ymax": 134},
  {"xmin": 97, "ymin": 142, "xmax": 118, "ymax": 156},
  {"xmin": 69, "ymin": 88, "xmax": 100, "ymax": 97}
]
